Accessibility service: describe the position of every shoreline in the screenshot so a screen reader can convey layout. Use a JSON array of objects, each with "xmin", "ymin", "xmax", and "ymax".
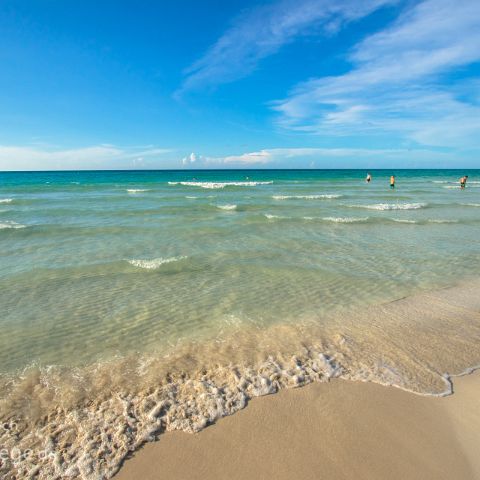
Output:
[
  {"xmin": 114, "ymin": 371, "xmax": 480, "ymax": 480},
  {"xmin": 2, "ymin": 279, "xmax": 480, "ymax": 479}
]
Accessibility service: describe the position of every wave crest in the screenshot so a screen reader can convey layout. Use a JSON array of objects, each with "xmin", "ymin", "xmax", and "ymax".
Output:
[
  {"xmin": 127, "ymin": 256, "xmax": 187, "ymax": 269},
  {"xmin": 273, "ymin": 194, "xmax": 341, "ymax": 200},
  {"xmin": 217, "ymin": 204, "xmax": 237, "ymax": 211},
  {"xmin": 169, "ymin": 181, "xmax": 272, "ymax": 189},
  {"xmin": 322, "ymin": 216, "xmax": 369, "ymax": 223},
  {"xmin": 355, "ymin": 203, "xmax": 427, "ymax": 211},
  {"xmin": 0, "ymin": 221, "xmax": 26, "ymax": 230}
]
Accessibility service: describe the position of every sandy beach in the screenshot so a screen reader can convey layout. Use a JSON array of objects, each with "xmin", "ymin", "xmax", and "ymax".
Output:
[{"xmin": 115, "ymin": 372, "xmax": 480, "ymax": 480}]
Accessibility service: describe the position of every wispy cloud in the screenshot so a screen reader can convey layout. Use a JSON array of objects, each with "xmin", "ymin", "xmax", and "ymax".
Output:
[
  {"xmin": 0, "ymin": 145, "xmax": 173, "ymax": 171},
  {"xmin": 177, "ymin": 0, "xmax": 396, "ymax": 96},
  {"xmin": 274, "ymin": 0, "xmax": 480, "ymax": 147}
]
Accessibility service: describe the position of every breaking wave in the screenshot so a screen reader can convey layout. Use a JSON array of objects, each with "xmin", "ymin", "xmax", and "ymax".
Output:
[
  {"xmin": 0, "ymin": 221, "xmax": 26, "ymax": 230},
  {"xmin": 127, "ymin": 256, "xmax": 187, "ymax": 269},
  {"xmin": 272, "ymin": 194, "xmax": 341, "ymax": 200},
  {"xmin": 217, "ymin": 204, "xmax": 237, "ymax": 211},
  {"xmin": 0, "ymin": 199, "xmax": 13, "ymax": 204},
  {"xmin": 354, "ymin": 203, "xmax": 427, "ymax": 211},
  {"xmin": 391, "ymin": 218, "xmax": 418, "ymax": 224},
  {"xmin": 169, "ymin": 181, "xmax": 273, "ymax": 189},
  {"xmin": 321, "ymin": 216, "xmax": 369, "ymax": 223}
]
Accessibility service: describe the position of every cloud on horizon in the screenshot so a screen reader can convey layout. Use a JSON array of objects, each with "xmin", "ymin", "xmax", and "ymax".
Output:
[
  {"xmin": 0, "ymin": 145, "xmax": 173, "ymax": 171},
  {"xmin": 180, "ymin": 147, "xmax": 471, "ymax": 169},
  {"xmin": 1, "ymin": 144, "xmax": 476, "ymax": 171}
]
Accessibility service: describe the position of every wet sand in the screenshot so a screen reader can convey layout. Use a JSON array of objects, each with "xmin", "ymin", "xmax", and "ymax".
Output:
[{"xmin": 114, "ymin": 372, "xmax": 480, "ymax": 480}]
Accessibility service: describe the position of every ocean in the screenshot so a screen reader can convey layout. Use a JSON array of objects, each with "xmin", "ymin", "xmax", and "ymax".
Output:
[{"xmin": 1, "ymin": 169, "xmax": 480, "ymax": 479}]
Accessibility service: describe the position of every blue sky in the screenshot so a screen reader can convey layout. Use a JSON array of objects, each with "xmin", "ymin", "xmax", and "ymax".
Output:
[{"xmin": 0, "ymin": 0, "xmax": 479, "ymax": 170}]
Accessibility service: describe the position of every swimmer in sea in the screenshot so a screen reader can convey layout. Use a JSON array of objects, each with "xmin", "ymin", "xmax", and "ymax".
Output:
[
  {"xmin": 390, "ymin": 175, "xmax": 395, "ymax": 189},
  {"xmin": 460, "ymin": 175, "xmax": 468, "ymax": 189},
  {"xmin": 366, "ymin": 173, "xmax": 372, "ymax": 183}
]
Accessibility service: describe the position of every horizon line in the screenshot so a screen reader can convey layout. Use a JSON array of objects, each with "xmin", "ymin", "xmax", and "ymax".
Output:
[{"xmin": 0, "ymin": 167, "xmax": 478, "ymax": 173}]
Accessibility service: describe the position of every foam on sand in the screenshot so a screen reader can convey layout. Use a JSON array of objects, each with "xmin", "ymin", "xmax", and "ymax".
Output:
[
  {"xmin": 1, "ymin": 281, "xmax": 480, "ymax": 479},
  {"xmin": 127, "ymin": 256, "xmax": 187, "ymax": 269},
  {"xmin": 2, "ymin": 281, "xmax": 480, "ymax": 480},
  {"xmin": 169, "ymin": 181, "xmax": 273, "ymax": 189}
]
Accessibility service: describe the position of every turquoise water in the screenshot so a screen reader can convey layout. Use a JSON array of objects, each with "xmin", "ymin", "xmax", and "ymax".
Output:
[
  {"xmin": 0, "ymin": 169, "xmax": 479, "ymax": 372},
  {"xmin": 2, "ymin": 169, "xmax": 480, "ymax": 480}
]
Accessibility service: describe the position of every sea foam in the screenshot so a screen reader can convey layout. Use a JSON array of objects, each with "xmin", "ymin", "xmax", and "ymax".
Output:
[
  {"xmin": 0, "ymin": 198, "xmax": 13, "ymax": 204},
  {"xmin": 356, "ymin": 203, "xmax": 427, "ymax": 210},
  {"xmin": 391, "ymin": 218, "xmax": 418, "ymax": 224},
  {"xmin": 428, "ymin": 219, "xmax": 458, "ymax": 224},
  {"xmin": 127, "ymin": 189, "xmax": 150, "ymax": 193},
  {"xmin": 127, "ymin": 256, "xmax": 187, "ymax": 269},
  {"xmin": 322, "ymin": 216, "xmax": 369, "ymax": 223},
  {"xmin": 2, "ymin": 282, "xmax": 480, "ymax": 480},
  {"xmin": 217, "ymin": 204, "xmax": 237, "ymax": 210},
  {"xmin": 0, "ymin": 221, "xmax": 26, "ymax": 230}
]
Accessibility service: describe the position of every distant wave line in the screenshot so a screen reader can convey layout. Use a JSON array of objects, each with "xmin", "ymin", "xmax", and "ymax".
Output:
[{"xmin": 169, "ymin": 181, "xmax": 273, "ymax": 189}]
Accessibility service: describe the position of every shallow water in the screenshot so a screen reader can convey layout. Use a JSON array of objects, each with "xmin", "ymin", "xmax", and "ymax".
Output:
[
  {"xmin": 1, "ymin": 169, "xmax": 479, "ymax": 370},
  {"xmin": 1, "ymin": 169, "xmax": 480, "ymax": 479}
]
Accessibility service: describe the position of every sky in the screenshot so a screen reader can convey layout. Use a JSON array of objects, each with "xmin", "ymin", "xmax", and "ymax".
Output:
[{"xmin": 0, "ymin": 0, "xmax": 479, "ymax": 170}]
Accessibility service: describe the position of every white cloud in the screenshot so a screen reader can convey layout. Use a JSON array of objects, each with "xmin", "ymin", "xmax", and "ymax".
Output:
[
  {"xmin": 177, "ymin": 0, "xmax": 396, "ymax": 95},
  {"xmin": 182, "ymin": 152, "xmax": 205, "ymax": 165},
  {"xmin": 274, "ymin": 0, "xmax": 480, "ymax": 148},
  {"xmin": 0, "ymin": 145, "xmax": 173, "ymax": 170},
  {"xmin": 183, "ymin": 147, "xmax": 468, "ymax": 169}
]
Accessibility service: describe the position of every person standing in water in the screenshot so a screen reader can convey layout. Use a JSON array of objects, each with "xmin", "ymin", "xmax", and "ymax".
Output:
[
  {"xmin": 390, "ymin": 175, "xmax": 395, "ymax": 189},
  {"xmin": 366, "ymin": 172, "xmax": 372, "ymax": 183},
  {"xmin": 460, "ymin": 175, "xmax": 468, "ymax": 189}
]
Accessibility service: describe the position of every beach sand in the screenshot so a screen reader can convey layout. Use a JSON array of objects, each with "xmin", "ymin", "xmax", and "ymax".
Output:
[{"xmin": 114, "ymin": 372, "xmax": 480, "ymax": 480}]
